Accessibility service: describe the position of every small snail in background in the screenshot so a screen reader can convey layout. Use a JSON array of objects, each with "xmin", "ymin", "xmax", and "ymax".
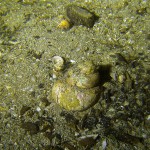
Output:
[
  {"xmin": 52, "ymin": 57, "xmax": 101, "ymax": 111},
  {"xmin": 52, "ymin": 56, "xmax": 65, "ymax": 72},
  {"xmin": 52, "ymin": 56, "xmax": 65, "ymax": 78}
]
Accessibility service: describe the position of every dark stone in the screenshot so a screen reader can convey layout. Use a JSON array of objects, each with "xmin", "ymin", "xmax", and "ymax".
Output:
[{"xmin": 66, "ymin": 5, "xmax": 98, "ymax": 28}]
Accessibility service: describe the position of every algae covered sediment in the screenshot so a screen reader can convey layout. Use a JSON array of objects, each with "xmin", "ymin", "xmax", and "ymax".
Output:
[{"xmin": 0, "ymin": 0, "xmax": 150, "ymax": 149}]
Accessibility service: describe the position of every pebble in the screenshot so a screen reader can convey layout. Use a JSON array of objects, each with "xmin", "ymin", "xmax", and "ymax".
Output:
[{"xmin": 66, "ymin": 5, "xmax": 98, "ymax": 28}]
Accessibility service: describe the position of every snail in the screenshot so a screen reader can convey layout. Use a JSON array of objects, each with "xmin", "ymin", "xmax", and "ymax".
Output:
[
  {"xmin": 52, "ymin": 56, "xmax": 65, "ymax": 78},
  {"xmin": 52, "ymin": 56, "xmax": 65, "ymax": 71},
  {"xmin": 52, "ymin": 58, "xmax": 101, "ymax": 111}
]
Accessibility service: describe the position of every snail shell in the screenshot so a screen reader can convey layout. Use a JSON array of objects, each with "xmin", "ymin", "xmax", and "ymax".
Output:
[
  {"xmin": 66, "ymin": 61, "xmax": 100, "ymax": 89},
  {"xmin": 52, "ymin": 61, "xmax": 101, "ymax": 111},
  {"xmin": 52, "ymin": 56, "xmax": 64, "ymax": 71},
  {"xmin": 52, "ymin": 80, "xmax": 100, "ymax": 111}
]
